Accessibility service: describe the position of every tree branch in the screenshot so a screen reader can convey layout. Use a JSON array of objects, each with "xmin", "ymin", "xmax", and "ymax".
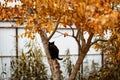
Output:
[
  {"xmin": 39, "ymin": 29, "xmax": 49, "ymax": 41},
  {"xmin": 48, "ymin": 22, "xmax": 59, "ymax": 41},
  {"xmin": 73, "ymin": 36, "xmax": 82, "ymax": 54},
  {"xmin": 90, "ymin": 39, "xmax": 107, "ymax": 46},
  {"xmin": 69, "ymin": 26, "xmax": 75, "ymax": 37},
  {"xmin": 48, "ymin": 17, "xmax": 61, "ymax": 41},
  {"xmin": 86, "ymin": 33, "xmax": 94, "ymax": 46},
  {"xmin": 82, "ymin": 33, "xmax": 94, "ymax": 54},
  {"xmin": 76, "ymin": 29, "xmax": 80, "ymax": 38},
  {"xmin": 56, "ymin": 30, "xmax": 82, "ymax": 53},
  {"xmin": 79, "ymin": 30, "xmax": 86, "ymax": 48}
]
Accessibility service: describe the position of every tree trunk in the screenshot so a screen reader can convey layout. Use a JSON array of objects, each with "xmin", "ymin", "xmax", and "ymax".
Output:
[
  {"xmin": 68, "ymin": 52, "xmax": 86, "ymax": 80},
  {"xmin": 39, "ymin": 31, "xmax": 61, "ymax": 80},
  {"xmin": 68, "ymin": 46, "xmax": 92, "ymax": 80},
  {"xmin": 68, "ymin": 33, "xmax": 93, "ymax": 80}
]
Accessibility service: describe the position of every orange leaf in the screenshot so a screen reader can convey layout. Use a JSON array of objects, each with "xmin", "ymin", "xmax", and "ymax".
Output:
[{"xmin": 64, "ymin": 32, "xmax": 68, "ymax": 37}]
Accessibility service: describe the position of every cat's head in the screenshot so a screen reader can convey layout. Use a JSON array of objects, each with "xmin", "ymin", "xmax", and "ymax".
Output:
[{"xmin": 49, "ymin": 41, "xmax": 54, "ymax": 45}]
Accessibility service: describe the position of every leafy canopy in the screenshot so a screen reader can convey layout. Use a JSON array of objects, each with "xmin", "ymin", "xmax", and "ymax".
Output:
[{"xmin": 0, "ymin": 0, "xmax": 119, "ymax": 39}]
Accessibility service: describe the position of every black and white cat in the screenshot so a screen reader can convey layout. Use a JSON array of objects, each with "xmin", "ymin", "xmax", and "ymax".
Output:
[{"xmin": 48, "ymin": 42, "xmax": 63, "ymax": 60}]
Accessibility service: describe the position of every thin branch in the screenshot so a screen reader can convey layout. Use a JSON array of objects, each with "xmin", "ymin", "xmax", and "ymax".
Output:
[
  {"xmin": 56, "ymin": 30, "xmax": 82, "ymax": 52},
  {"xmin": 76, "ymin": 29, "xmax": 80, "ymax": 38},
  {"xmin": 76, "ymin": 18, "xmax": 89, "ymax": 40},
  {"xmin": 82, "ymin": 33, "xmax": 94, "ymax": 53},
  {"xmin": 90, "ymin": 39, "xmax": 107, "ymax": 46},
  {"xmin": 48, "ymin": 22, "xmax": 59, "ymax": 41},
  {"xmin": 69, "ymin": 26, "xmax": 75, "ymax": 37},
  {"xmin": 48, "ymin": 16, "xmax": 62, "ymax": 41}
]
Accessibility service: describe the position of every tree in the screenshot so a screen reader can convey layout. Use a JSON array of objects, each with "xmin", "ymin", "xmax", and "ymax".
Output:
[
  {"xmin": 0, "ymin": 0, "xmax": 119, "ymax": 80},
  {"xmin": 88, "ymin": 24, "xmax": 120, "ymax": 80}
]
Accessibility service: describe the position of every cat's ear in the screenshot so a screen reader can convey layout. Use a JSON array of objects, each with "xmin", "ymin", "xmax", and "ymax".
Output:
[{"xmin": 52, "ymin": 41, "xmax": 55, "ymax": 44}]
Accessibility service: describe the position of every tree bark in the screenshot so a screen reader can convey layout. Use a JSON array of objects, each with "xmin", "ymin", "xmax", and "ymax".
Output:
[{"xmin": 39, "ymin": 31, "xmax": 61, "ymax": 80}]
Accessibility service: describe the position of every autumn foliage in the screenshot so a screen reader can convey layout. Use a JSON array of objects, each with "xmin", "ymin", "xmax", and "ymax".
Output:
[
  {"xmin": 0, "ymin": 0, "xmax": 120, "ymax": 80},
  {"xmin": 0, "ymin": 0, "xmax": 119, "ymax": 35}
]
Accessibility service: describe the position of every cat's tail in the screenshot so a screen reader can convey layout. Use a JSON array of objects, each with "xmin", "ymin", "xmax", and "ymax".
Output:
[{"xmin": 57, "ymin": 57, "xmax": 63, "ymax": 60}]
